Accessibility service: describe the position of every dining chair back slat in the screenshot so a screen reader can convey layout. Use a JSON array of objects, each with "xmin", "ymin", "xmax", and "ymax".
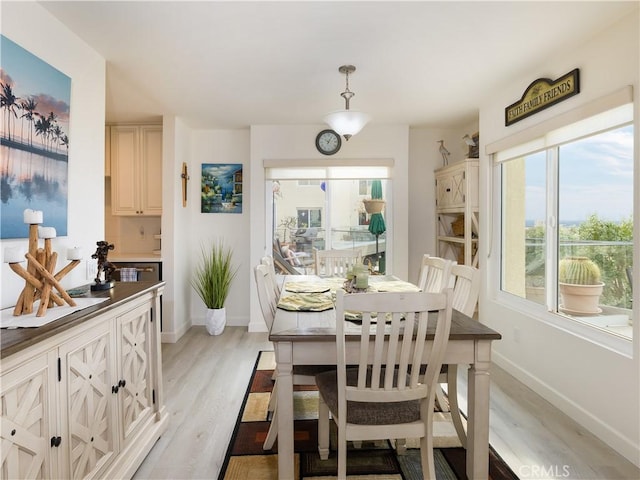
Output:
[
  {"xmin": 417, "ymin": 254, "xmax": 455, "ymax": 293},
  {"xmin": 261, "ymin": 255, "xmax": 281, "ymax": 299},
  {"xmin": 451, "ymin": 264, "xmax": 480, "ymax": 317},
  {"xmin": 314, "ymin": 248, "xmax": 361, "ymax": 277},
  {"xmin": 254, "ymin": 264, "xmax": 276, "ymax": 329}
]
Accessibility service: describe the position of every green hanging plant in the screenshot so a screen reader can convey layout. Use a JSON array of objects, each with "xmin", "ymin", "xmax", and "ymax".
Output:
[{"xmin": 191, "ymin": 239, "xmax": 239, "ymax": 309}]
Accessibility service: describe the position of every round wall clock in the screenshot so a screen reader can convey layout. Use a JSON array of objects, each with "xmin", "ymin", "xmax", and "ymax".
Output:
[{"xmin": 315, "ymin": 129, "xmax": 341, "ymax": 156}]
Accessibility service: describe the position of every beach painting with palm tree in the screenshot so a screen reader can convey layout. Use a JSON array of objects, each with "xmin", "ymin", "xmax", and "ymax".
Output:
[{"xmin": 1, "ymin": 35, "xmax": 71, "ymax": 238}]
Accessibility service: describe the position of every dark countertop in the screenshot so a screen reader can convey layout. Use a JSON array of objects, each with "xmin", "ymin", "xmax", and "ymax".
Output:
[
  {"xmin": 109, "ymin": 253, "xmax": 163, "ymax": 262},
  {"xmin": 1, "ymin": 281, "xmax": 165, "ymax": 359}
]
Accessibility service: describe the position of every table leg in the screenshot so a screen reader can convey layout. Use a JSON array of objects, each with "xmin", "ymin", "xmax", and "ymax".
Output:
[
  {"xmin": 466, "ymin": 341, "xmax": 492, "ymax": 480},
  {"xmin": 275, "ymin": 342, "xmax": 295, "ymax": 480}
]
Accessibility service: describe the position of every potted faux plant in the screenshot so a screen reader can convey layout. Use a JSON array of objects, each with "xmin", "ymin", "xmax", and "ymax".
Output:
[
  {"xmin": 191, "ymin": 239, "xmax": 239, "ymax": 335},
  {"xmin": 558, "ymin": 256, "xmax": 604, "ymax": 315}
]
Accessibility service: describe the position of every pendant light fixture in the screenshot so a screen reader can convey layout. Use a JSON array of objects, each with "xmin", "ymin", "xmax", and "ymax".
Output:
[{"xmin": 324, "ymin": 65, "xmax": 370, "ymax": 141}]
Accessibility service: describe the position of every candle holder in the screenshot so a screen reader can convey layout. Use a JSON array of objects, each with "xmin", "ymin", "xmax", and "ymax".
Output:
[{"xmin": 7, "ymin": 211, "xmax": 81, "ymax": 317}]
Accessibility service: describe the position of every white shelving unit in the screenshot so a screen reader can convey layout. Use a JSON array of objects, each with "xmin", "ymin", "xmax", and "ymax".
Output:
[{"xmin": 435, "ymin": 158, "xmax": 479, "ymax": 267}]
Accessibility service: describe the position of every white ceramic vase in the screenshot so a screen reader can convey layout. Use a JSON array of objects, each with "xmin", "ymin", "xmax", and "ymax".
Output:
[{"xmin": 205, "ymin": 307, "xmax": 226, "ymax": 335}]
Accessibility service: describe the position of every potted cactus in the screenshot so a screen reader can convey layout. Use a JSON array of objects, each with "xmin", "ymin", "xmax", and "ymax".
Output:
[{"xmin": 558, "ymin": 256, "xmax": 604, "ymax": 315}]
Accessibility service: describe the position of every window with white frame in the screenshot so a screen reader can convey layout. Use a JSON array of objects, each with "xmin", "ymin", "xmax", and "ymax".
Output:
[
  {"xmin": 297, "ymin": 207, "xmax": 322, "ymax": 228},
  {"xmin": 266, "ymin": 162, "xmax": 392, "ymax": 273},
  {"xmin": 497, "ymin": 101, "xmax": 634, "ymax": 341}
]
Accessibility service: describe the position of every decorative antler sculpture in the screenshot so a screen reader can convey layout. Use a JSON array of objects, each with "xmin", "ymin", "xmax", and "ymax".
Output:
[{"xmin": 5, "ymin": 210, "xmax": 82, "ymax": 317}]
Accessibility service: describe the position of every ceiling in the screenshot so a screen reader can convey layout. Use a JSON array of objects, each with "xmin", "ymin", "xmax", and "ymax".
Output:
[{"xmin": 41, "ymin": 1, "xmax": 636, "ymax": 130}]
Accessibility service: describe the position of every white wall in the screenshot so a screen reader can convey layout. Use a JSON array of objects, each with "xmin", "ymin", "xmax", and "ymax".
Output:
[
  {"xmin": 187, "ymin": 129, "xmax": 251, "ymax": 328},
  {"xmin": 158, "ymin": 116, "xmax": 192, "ymax": 342},
  {"xmin": 249, "ymin": 125, "xmax": 410, "ymax": 332},
  {"xmin": 408, "ymin": 125, "xmax": 477, "ymax": 284},
  {"xmin": 1, "ymin": 2, "xmax": 106, "ymax": 308},
  {"xmin": 478, "ymin": 13, "xmax": 639, "ymax": 465}
]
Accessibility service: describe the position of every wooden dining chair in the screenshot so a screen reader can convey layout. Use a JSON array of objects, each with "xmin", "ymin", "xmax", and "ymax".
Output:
[
  {"xmin": 255, "ymin": 264, "xmax": 277, "ymax": 325},
  {"xmin": 260, "ymin": 255, "xmax": 281, "ymax": 299},
  {"xmin": 441, "ymin": 263, "xmax": 481, "ymax": 448},
  {"xmin": 314, "ymin": 248, "xmax": 361, "ymax": 277},
  {"xmin": 315, "ymin": 289, "xmax": 453, "ymax": 479},
  {"xmin": 415, "ymin": 255, "xmax": 456, "ymax": 415},
  {"xmin": 417, "ymin": 254, "xmax": 455, "ymax": 293},
  {"xmin": 451, "ymin": 264, "xmax": 481, "ymax": 317},
  {"xmin": 253, "ymin": 263, "xmax": 331, "ymax": 450}
]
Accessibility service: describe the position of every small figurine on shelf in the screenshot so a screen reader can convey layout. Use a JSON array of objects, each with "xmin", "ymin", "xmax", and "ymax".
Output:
[{"xmin": 91, "ymin": 240, "xmax": 116, "ymax": 291}]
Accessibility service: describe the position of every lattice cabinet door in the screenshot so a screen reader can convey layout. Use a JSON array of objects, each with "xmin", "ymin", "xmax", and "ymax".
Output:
[
  {"xmin": 116, "ymin": 303, "xmax": 153, "ymax": 447},
  {"xmin": 0, "ymin": 352, "xmax": 57, "ymax": 480},
  {"xmin": 58, "ymin": 321, "xmax": 118, "ymax": 480},
  {"xmin": 436, "ymin": 167, "xmax": 466, "ymax": 209}
]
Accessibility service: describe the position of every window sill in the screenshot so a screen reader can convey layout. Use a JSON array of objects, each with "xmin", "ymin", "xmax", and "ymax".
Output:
[{"xmin": 495, "ymin": 291, "xmax": 633, "ymax": 358}]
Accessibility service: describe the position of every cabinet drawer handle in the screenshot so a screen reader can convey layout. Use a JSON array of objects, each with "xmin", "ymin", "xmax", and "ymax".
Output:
[
  {"xmin": 446, "ymin": 188, "xmax": 451, "ymax": 192},
  {"xmin": 112, "ymin": 385, "xmax": 119, "ymax": 394},
  {"xmin": 119, "ymin": 379, "xmax": 126, "ymax": 388},
  {"xmin": 50, "ymin": 436, "xmax": 62, "ymax": 447}
]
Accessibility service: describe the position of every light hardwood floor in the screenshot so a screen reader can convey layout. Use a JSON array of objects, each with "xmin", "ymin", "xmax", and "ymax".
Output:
[{"xmin": 133, "ymin": 326, "xmax": 640, "ymax": 480}]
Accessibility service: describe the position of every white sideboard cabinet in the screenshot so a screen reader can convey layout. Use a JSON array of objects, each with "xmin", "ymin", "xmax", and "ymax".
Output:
[
  {"xmin": 110, "ymin": 125, "xmax": 163, "ymax": 216},
  {"xmin": 435, "ymin": 158, "xmax": 479, "ymax": 267},
  {"xmin": 0, "ymin": 283, "xmax": 167, "ymax": 480}
]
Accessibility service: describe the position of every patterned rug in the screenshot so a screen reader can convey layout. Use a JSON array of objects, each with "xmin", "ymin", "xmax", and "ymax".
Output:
[{"xmin": 218, "ymin": 351, "xmax": 519, "ymax": 480}]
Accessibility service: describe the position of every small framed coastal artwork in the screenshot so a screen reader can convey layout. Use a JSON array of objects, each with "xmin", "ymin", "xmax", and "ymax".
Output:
[
  {"xmin": 0, "ymin": 35, "xmax": 71, "ymax": 239},
  {"xmin": 200, "ymin": 163, "xmax": 243, "ymax": 214}
]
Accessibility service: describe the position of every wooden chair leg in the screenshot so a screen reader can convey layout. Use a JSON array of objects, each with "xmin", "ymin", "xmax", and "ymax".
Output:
[
  {"xmin": 338, "ymin": 427, "xmax": 347, "ymax": 480},
  {"xmin": 317, "ymin": 393, "xmax": 330, "ymax": 460},
  {"xmin": 268, "ymin": 378, "xmax": 277, "ymax": 413},
  {"xmin": 263, "ymin": 405, "xmax": 278, "ymax": 450},
  {"xmin": 395, "ymin": 438, "xmax": 407, "ymax": 455},
  {"xmin": 435, "ymin": 384, "xmax": 449, "ymax": 412},
  {"xmin": 421, "ymin": 405, "xmax": 437, "ymax": 479},
  {"xmin": 447, "ymin": 365, "xmax": 467, "ymax": 448}
]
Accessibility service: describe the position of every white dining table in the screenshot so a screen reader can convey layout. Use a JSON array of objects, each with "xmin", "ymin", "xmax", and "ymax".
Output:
[{"xmin": 269, "ymin": 275, "xmax": 501, "ymax": 480}]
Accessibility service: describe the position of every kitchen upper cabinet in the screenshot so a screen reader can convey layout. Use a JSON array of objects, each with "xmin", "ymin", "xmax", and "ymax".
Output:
[
  {"xmin": 105, "ymin": 126, "xmax": 111, "ymax": 177},
  {"xmin": 110, "ymin": 125, "xmax": 162, "ymax": 216}
]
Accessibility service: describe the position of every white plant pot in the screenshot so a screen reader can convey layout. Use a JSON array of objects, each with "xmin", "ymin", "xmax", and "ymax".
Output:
[
  {"xmin": 559, "ymin": 282, "xmax": 604, "ymax": 315},
  {"xmin": 205, "ymin": 307, "xmax": 226, "ymax": 335}
]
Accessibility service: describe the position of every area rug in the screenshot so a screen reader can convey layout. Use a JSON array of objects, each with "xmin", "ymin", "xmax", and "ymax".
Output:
[{"xmin": 218, "ymin": 351, "xmax": 519, "ymax": 480}]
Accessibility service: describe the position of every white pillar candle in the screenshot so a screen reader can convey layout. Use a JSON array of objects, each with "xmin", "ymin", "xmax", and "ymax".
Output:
[
  {"xmin": 23, "ymin": 209, "xmax": 43, "ymax": 224},
  {"xmin": 4, "ymin": 247, "xmax": 25, "ymax": 263},
  {"xmin": 38, "ymin": 226, "xmax": 57, "ymax": 239},
  {"xmin": 67, "ymin": 247, "xmax": 83, "ymax": 260}
]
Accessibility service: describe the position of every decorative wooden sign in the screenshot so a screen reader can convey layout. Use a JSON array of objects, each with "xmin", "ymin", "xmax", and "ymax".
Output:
[{"xmin": 505, "ymin": 68, "xmax": 580, "ymax": 126}]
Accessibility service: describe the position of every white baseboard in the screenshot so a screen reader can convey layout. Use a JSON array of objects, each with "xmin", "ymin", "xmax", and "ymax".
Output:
[
  {"xmin": 160, "ymin": 320, "xmax": 190, "ymax": 343},
  {"xmin": 492, "ymin": 351, "xmax": 640, "ymax": 468},
  {"xmin": 248, "ymin": 319, "xmax": 268, "ymax": 333}
]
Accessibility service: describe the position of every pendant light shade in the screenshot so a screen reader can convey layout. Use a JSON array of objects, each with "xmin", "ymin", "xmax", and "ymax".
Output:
[
  {"xmin": 324, "ymin": 110, "xmax": 370, "ymax": 140},
  {"xmin": 325, "ymin": 65, "xmax": 370, "ymax": 140}
]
